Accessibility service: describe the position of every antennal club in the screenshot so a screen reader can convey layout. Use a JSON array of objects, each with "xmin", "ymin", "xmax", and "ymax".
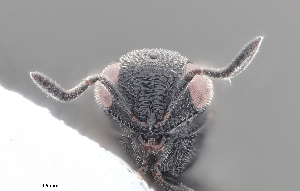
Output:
[
  {"xmin": 30, "ymin": 72, "xmax": 100, "ymax": 102},
  {"xmin": 183, "ymin": 36, "xmax": 264, "ymax": 82}
]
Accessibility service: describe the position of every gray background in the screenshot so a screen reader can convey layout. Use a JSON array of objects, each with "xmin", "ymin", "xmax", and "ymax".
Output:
[{"xmin": 0, "ymin": 1, "xmax": 299, "ymax": 191}]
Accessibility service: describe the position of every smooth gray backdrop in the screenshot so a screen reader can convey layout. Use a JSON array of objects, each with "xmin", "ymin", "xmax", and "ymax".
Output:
[{"xmin": 1, "ymin": 1, "xmax": 299, "ymax": 191}]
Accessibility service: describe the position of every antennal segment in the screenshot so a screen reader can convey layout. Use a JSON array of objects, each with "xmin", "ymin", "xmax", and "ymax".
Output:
[
  {"xmin": 182, "ymin": 36, "xmax": 263, "ymax": 82},
  {"xmin": 30, "ymin": 72, "xmax": 100, "ymax": 102},
  {"xmin": 204, "ymin": 36, "xmax": 264, "ymax": 79}
]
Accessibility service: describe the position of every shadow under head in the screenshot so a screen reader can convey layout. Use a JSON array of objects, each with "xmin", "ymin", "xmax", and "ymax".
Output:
[{"xmin": 30, "ymin": 36, "xmax": 263, "ymax": 191}]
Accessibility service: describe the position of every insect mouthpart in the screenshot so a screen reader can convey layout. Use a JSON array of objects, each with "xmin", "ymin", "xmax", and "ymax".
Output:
[{"xmin": 138, "ymin": 134, "xmax": 166, "ymax": 152}]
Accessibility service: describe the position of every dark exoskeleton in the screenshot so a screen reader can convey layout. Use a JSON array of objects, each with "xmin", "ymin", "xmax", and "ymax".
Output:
[{"xmin": 30, "ymin": 37, "xmax": 263, "ymax": 191}]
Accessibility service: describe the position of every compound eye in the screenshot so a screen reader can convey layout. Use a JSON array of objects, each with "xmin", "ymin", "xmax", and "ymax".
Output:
[
  {"xmin": 94, "ymin": 63, "xmax": 121, "ymax": 109},
  {"xmin": 95, "ymin": 82, "xmax": 113, "ymax": 108},
  {"xmin": 102, "ymin": 62, "xmax": 122, "ymax": 85},
  {"xmin": 188, "ymin": 75, "xmax": 213, "ymax": 110}
]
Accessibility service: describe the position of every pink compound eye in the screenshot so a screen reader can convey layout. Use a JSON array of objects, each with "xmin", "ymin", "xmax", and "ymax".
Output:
[
  {"xmin": 94, "ymin": 62, "xmax": 122, "ymax": 108},
  {"xmin": 187, "ymin": 71, "xmax": 213, "ymax": 110},
  {"xmin": 102, "ymin": 62, "xmax": 122, "ymax": 85},
  {"xmin": 184, "ymin": 63, "xmax": 202, "ymax": 74},
  {"xmin": 95, "ymin": 82, "xmax": 113, "ymax": 108}
]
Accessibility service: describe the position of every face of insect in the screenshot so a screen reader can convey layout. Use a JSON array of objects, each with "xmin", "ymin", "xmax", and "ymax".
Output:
[
  {"xmin": 95, "ymin": 49, "xmax": 213, "ymax": 145},
  {"xmin": 30, "ymin": 37, "xmax": 263, "ymax": 190}
]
